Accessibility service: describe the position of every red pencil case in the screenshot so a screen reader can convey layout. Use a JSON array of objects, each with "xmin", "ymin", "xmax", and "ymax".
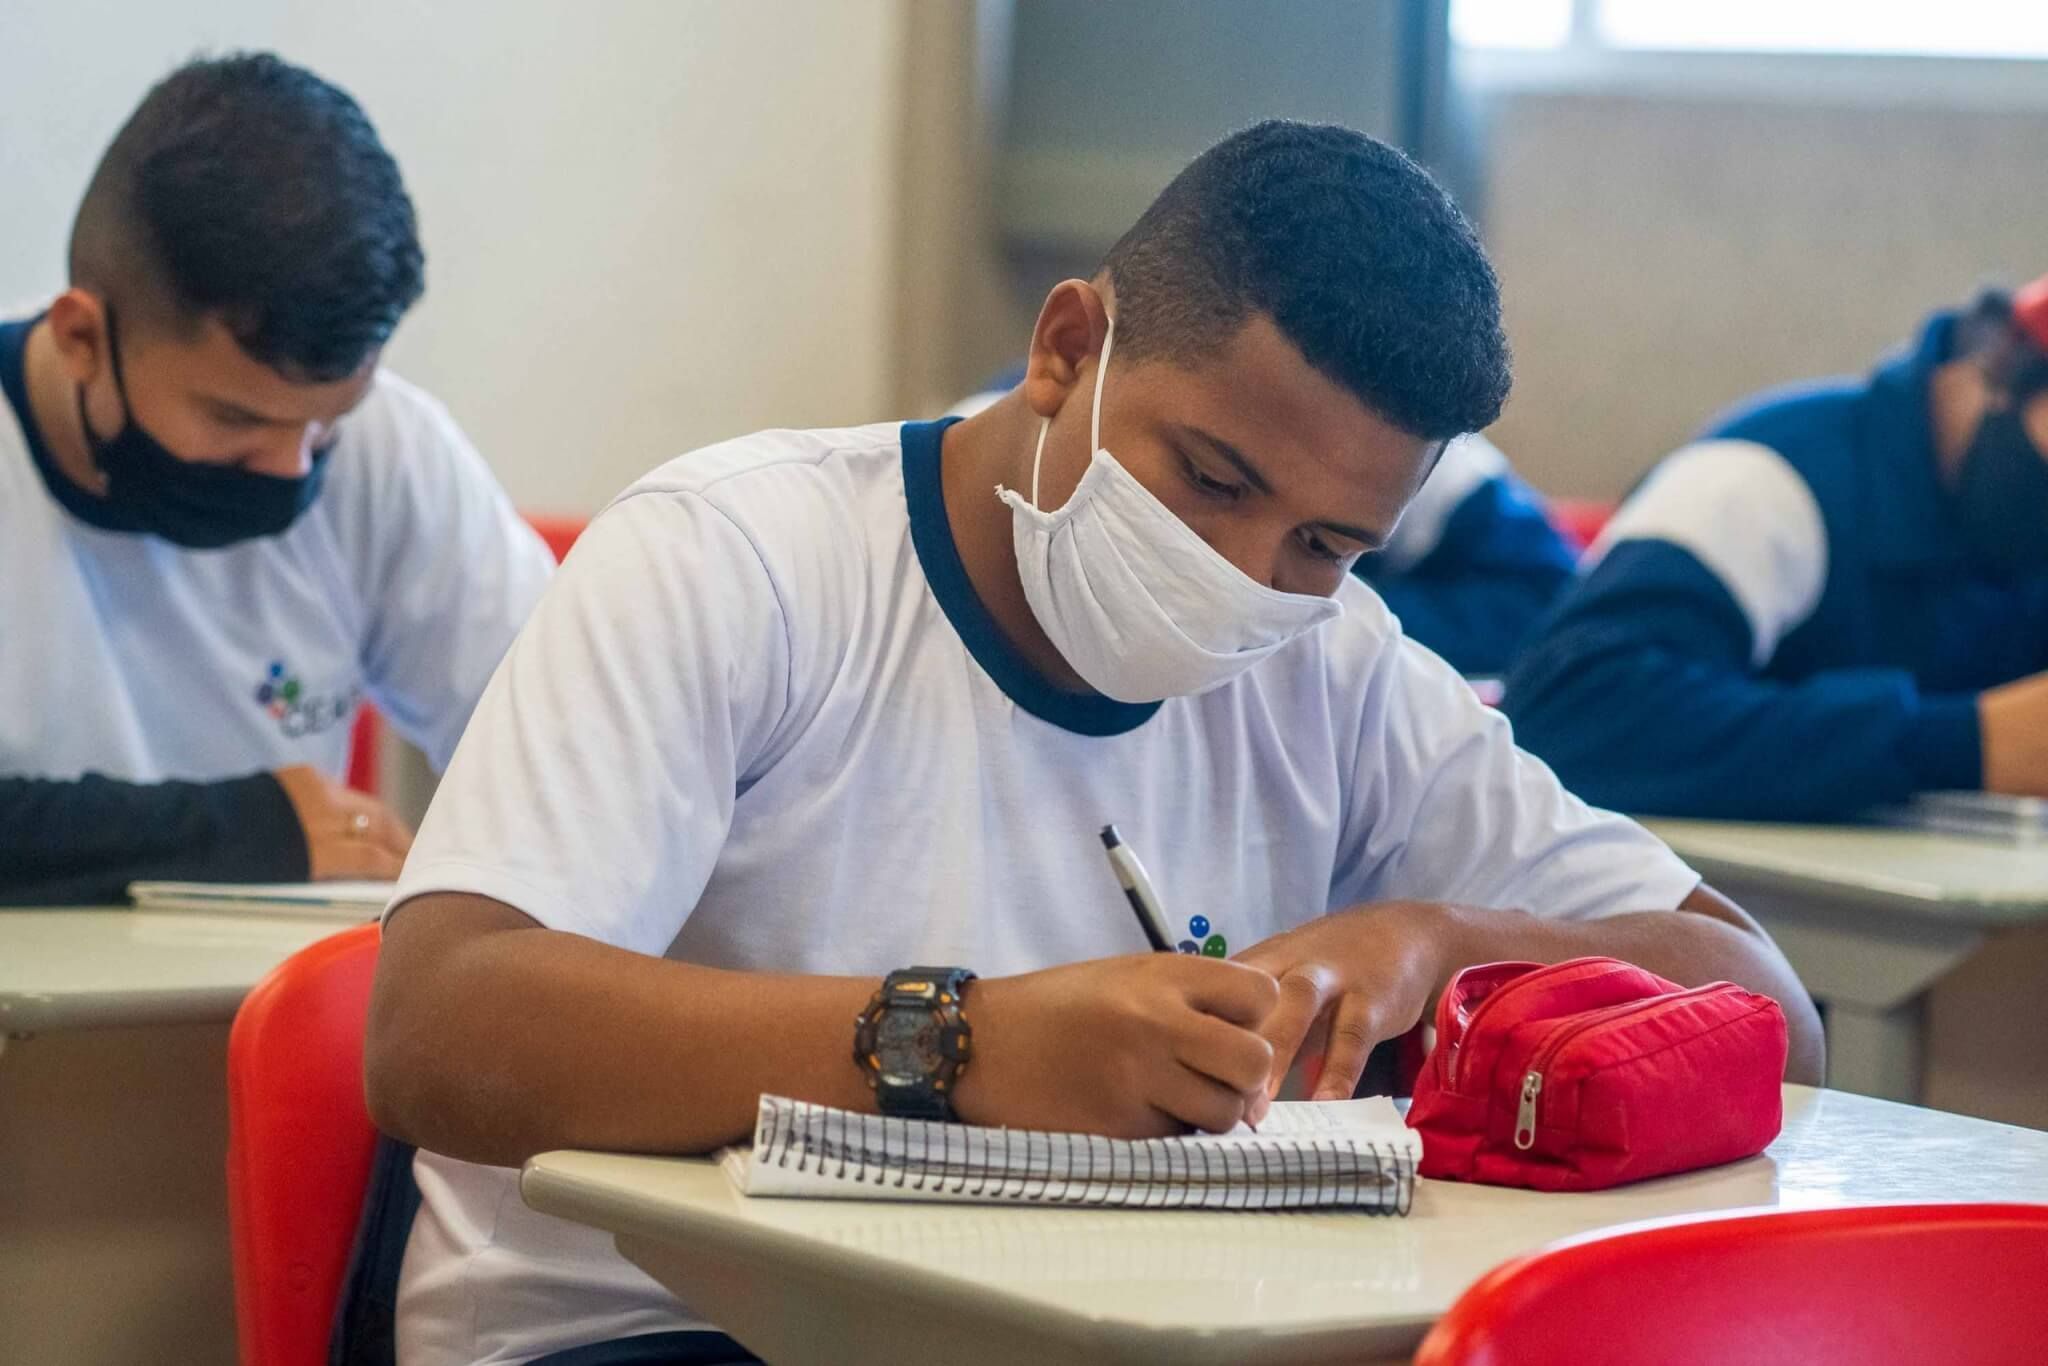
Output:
[{"xmin": 1406, "ymin": 957, "xmax": 1787, "ymax": 1191}]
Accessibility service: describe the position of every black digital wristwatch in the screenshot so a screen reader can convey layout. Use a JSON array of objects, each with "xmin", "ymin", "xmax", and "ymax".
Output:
[{"xmin": 853, "ymin": 966, "xmax": 976, "ymax": 1121}]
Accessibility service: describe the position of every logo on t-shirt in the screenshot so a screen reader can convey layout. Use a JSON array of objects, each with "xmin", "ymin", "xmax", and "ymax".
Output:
[
  {"xmin": 253, "ymin": 660, "xmax": 361, "ymax": 740},
  {"xmin": 1175, "ymin": 914, "xmax": 1228, "ymax": 957}
]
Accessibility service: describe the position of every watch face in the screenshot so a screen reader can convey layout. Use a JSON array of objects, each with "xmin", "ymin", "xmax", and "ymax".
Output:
[{"xmin": 876, "ymin": 1007, "xmax": 942, "ymax": 1080}]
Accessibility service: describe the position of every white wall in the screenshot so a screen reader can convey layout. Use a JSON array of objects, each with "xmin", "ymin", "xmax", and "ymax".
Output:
[{"xmin": 0, "ymin": 0, "xmax": 908, "ymax": 512}]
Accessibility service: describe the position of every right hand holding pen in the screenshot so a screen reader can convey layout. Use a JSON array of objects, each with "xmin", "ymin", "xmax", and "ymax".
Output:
[
  {"xmin": 274, "ymin": 764, "xmax": 414, "ymax": 880},
  {"xmin": 951, "ymin": 954, "xmax": 1279, "ymax": 1138}
]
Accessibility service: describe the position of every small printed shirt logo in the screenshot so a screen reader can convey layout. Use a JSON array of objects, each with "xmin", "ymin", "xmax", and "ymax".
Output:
[
  {"xmin": 1176, "ymin": 914, "xmax": 1227, "ymax": 957},
  {"xmin": 253, "ymin": 660, "xmax": 361, "ymax": 739}
]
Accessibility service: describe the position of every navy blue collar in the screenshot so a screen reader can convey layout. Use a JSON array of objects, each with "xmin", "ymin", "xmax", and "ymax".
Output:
[
  {"xmin": 899, "ymin": 418, "xmax": 1160, "ymax": 737},
  {"xmin": 0, "ymin": 313, "xmax": 135, "ymax": 533},
  {"xmin": 1859, "ymin": 310, "xmax": 1978, "ymax": 572}
]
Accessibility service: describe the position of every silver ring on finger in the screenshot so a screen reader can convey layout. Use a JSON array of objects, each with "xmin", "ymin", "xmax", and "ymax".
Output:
[{"xmin": 347, "ymin": 811, "xmax": 372, "ymax": 839}]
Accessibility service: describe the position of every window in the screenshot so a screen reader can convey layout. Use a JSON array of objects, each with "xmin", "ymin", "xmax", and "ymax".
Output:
[
  {"xmin": 1455, "ymin": 0, "xmax": 2048, "ymax": 61},
  {"xmin": 1450, "ymin": 0, "xmax": 1570, "ymax": 52}
]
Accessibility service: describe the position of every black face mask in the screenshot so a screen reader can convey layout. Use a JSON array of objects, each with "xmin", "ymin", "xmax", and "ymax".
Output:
[
  {"xmin": 74, "ymin": 311, "xmax": 329, "ymax": 549},
  {"xmin": 1953, "ymin": 403, "xmax": 2048, "ymax": 575}
]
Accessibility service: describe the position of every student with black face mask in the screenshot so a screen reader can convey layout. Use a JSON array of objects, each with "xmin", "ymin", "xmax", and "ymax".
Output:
[
  {"xmin": 1504, "ymin": 278, "xmax": 2048, "ymax": 820},
  {"xmin": 0, "ymin": 53, "xmax": 554, "ymax": 903}
]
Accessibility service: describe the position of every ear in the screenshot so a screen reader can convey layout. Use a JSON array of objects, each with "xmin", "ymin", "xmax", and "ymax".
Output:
[
  {"xmin": 1021, "ymin": 279, "xmax": 1111, "ymax": 421},
  {"xmin": 44, "ymin": 288, "xmax": 112, "ymax": 386}
]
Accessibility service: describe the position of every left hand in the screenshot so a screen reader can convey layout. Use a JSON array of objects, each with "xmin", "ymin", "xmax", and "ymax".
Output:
[{"xmin": 1233, "ymin": 901, "xmax": 1452, "ymax": 1112}]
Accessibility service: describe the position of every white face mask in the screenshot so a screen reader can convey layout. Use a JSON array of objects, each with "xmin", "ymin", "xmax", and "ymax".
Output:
[{"xmin": 995, "ymin": 317, "xmax": 1343, "ymax": 703}]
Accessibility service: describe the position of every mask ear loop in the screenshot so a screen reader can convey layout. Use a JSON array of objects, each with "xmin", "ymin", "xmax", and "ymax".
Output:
[
  {"xmin": 1090, "ymin": 315, "xmax": 1115, "ymax": 459},
  {"xmin": 1026, "ymin": 313, "xmax": 1116, "ymax": 510},
  {"xmin": 1029, "ymin": 419, "xmax": 1049, "ymax": 509}
]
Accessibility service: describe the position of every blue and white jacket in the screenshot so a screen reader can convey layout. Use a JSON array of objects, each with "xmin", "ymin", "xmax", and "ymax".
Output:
[{"xmin": 1503, "ymin": 310, "xmax": 2048, "ymax": 820}]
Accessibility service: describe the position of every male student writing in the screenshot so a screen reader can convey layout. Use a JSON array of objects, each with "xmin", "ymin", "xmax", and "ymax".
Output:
[
  {"xmin": 367, "ymin": 122, "xmax": 1822, "ymax": 1366},
  {"xmin": 1505, "ymin": 278, "xmax": 2048, "ymax": 819},
  {"xmin": 0, "ymin": 53, "xmax": 553, "ymax": 903}
]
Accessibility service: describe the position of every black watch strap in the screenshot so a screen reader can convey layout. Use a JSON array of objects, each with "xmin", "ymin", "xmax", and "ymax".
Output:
[{"xmin": 854, "ymin": 966, "xmax": 976, "ymax": 1121}]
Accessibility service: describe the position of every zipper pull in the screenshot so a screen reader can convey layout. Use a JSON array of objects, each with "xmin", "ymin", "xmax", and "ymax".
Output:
[{"xmin": 1514, "ymin": 1071, "xmax": 1543, "ymax": 1150}]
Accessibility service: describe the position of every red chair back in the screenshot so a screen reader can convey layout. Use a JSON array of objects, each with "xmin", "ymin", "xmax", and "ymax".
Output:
[
  {"xmin": 343, "ymin": 512, "xmax": 587, "ymax": 793},
  {"xmin": 523, "ymin": 512, "xmax": 587, "ymax": 564},
  {"xmin": 345, "ymin": 708, "xmax": 381, "ymax": 795},
  {"xmin": 227, "ymin": 923, "xmax": 383, "ymax": 1366},
  {"xmin": 1548, "ymin": 497, "xmax": 1615, "ymax": 552},
  {"xmin": 1415, "ymin": 1203, "xmax": 2048, "ymax": 1366}
]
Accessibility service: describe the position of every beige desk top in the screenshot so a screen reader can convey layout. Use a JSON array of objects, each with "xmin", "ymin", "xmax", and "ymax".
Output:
[
  {"xmin": 1644, "ymin": 818, "xmax": 2048, "ymax": 925},
  {"xmin": 522, "ymin": 1086, "xmax": 2048, "ymax": 1364},
  {"xmin": 0, "ymin": 908, "xmax": 356, "ymax": 1035}
]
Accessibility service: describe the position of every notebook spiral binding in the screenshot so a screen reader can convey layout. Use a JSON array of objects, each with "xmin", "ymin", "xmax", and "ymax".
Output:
[{"xmin": 753, "ymin": 1098, "xmax": 1414, "ymax": 1213}]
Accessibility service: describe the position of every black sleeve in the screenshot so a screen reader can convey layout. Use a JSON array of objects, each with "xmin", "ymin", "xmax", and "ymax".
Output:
[{"xmin": 0, "ymin": 771, "xmax": 309, "ymax": 906}]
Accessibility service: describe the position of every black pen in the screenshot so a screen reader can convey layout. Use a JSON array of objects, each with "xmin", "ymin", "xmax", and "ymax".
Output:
[
  {"xmin": 1101, "ymin": 825, "xmax": 1259, "ymax": 1132},
  {"xmin": 1100, "ymin": 824, "xmax": 1175, "ymax": 952}
]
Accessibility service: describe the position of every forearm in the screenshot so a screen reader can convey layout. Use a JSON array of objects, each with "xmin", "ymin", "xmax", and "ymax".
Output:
[
  {"xmin": 1425, "ymin": 887, "xmax": 1825, "ymax": 1084},
  {"xmin": 1505, "ymin": 635, "xmax": 1973, "ymax": 820},
  {"xmin": 367, "ymin": 894, "xmax": 881, "ymax": 1166}
]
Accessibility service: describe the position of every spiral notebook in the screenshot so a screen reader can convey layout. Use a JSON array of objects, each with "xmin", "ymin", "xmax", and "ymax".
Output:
[{"xmin": 722, "ymin": 1094, "xmax": 1417, "ymax": 1213}]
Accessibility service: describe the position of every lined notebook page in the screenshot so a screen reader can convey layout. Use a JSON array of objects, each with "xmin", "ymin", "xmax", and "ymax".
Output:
[{"xmin": 722, "ymin": 1095, "xmax": 1417, "ymax": 1213}]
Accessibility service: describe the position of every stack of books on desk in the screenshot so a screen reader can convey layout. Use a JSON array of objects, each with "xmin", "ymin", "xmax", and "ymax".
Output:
[
  {"xmin": 1867, "ymin": 792, "xmax": 2048, "ymax": 845},
  {"xmin": 126, "ymin": 880, "xmax": 393, "ymax": 920}
]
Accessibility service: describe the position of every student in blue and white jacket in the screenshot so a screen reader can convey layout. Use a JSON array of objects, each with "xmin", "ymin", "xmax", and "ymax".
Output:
[
  {"xmin": 955, "ymin": 378, "xmax": 1573, "ymax": 676},
  {"xmin": 1504, "ymin": 279, "xmax": 2048, "ymax": 820}
]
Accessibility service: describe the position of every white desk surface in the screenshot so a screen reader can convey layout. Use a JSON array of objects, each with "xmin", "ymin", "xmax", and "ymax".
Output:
[
  {"xmin": 1644, "ymin": 818, "xmax": 2048, "ymax": 924},
  {"xmin": 522, "ymin": 1086, "xmax": 2048, "ymax": 1365},
  {"xmin": 0, "ymin": 908, "xmax": 357, "ymax": 1035}
]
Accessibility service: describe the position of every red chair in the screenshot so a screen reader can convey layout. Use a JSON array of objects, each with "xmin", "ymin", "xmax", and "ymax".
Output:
[
  {"xmin": 1547, "ymin": 497, "xmax": 1615, "ymax": 553},
  {"xmin": 345, "ymin": 707, "xmax": 381, "ymax": 795},
  {"xmin": 344, "ymin": 512, "xmax": 586, "ymax": 793},
  {"xmin": 522, "ymin": 511, "xmax": 586, "ymax": 564},
  {"xmin": 1414, "ymin": 1203, "xmax": 2048, "ymax": 1366},
  {"xmin": 226, "ymin": 923, "xmax": 383, "ymax": 1366}
]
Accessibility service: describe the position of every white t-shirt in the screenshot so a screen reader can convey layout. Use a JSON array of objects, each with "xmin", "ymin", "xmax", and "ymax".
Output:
[
  {"xmin": 389, "ymin": 418, "xmax": 1700, "ymax": 1366},
  {"xmin": 0, "ymin": 329, "xmax": 554, "ymax": 782}
]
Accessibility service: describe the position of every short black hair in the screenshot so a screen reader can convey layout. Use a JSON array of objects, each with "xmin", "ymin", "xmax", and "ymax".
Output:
[
  {"xmin": 1102, "ymin": 120, "xmax": 1509, "ymax": 441},
  {"xmin": 70, "ymin": 52, "xmax": 424, "ymax": 381}
]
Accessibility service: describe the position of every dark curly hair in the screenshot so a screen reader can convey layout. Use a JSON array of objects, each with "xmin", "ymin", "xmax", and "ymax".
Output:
[
  {"xmin": 1102, "ymin": 120, "xmax": 1509, "ymax": 441},
  {"xmin": 69, "ymin": 51, "xmax": 425, "ymax": 381}
]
